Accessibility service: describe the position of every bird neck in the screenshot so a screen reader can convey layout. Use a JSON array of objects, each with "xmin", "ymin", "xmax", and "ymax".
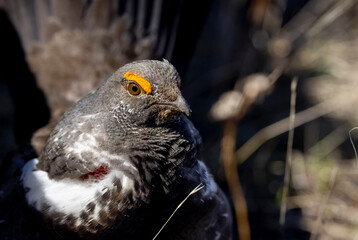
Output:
[{"xmin": 122, "ymin": 123, "xmax": 198, "ymax": 193}]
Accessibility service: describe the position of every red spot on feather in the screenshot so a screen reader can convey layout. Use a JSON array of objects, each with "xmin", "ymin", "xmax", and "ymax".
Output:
[{"xmin": 82, "ymin": 166, "xmax": 109, "ymax": 180}]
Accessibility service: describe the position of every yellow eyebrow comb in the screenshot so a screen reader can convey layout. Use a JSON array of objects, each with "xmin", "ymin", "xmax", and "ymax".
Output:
[{"xmin": 124, "ymin": 72, "xmax": 152, "ymax": 94}]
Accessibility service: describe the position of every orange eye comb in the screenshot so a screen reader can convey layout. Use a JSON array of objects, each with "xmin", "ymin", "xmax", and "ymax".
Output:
[{"xmin": 124, "ymin": 72, "xmax": 152, "ymax": 94}]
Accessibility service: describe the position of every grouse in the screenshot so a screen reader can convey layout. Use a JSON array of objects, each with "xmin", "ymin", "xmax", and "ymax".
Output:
[{"xmin": 0, "ymin": 60, "xmax": 232, "ymax": 239}]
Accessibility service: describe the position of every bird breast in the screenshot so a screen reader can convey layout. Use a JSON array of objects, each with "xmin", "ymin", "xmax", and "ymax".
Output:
[{"xmin": 22, "ymin": 158, "xmax": 136, "ymax": 233}]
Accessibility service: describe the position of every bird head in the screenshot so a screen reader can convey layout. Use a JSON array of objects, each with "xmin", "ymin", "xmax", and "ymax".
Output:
[
  {"xmin": 101, "ymin": 59, "xmax": 190, "ymax": 126},
  {"xmin": 37, "ymin": 59, "xmax": 198, "ymax": 181}
]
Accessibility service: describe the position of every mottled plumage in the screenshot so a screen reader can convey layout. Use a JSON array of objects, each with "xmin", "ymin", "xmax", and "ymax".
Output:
[{"xmin": 0, "ymin": 60, "xmax": 232, "ymax": 239}]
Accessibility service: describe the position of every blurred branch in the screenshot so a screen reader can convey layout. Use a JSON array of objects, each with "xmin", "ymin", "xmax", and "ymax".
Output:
[
  {"xmin": 269, "ymin": 0, "xmax": 357, "ymax": 61},
  {"xmin": 279, "ymin": 0, "xmax": 333, "ymax": 42},
  {"xmin": 248, "ymin": 0, "xmax": 272, "ymax": 27},
  {"xmin": 280, "ymin": 78, "xmax": 298, "ymax": 226},
  {"xmin": 305, "ymin": 0, "xmax": 356, "ymax": 40},
  {"xmin": 221, "ymin": 119, "xmax": 251, "ymax": 240},
  {"xmin": 213, "ymin": 73, "xmax": 276, "ymax": 240},
  {"xmin": 236, "ymin": 98, "xmax": 342, "ymax": 165}
]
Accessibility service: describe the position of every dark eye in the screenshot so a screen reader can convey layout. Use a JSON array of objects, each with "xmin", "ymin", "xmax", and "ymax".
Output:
[{"xmin": 127, "ymin": 82, "xmax": 142, "ymax": 96}]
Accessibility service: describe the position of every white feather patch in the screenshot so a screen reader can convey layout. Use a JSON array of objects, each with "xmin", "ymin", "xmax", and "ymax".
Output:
[{"xmin": 22, "ymin": 159, "xmax": 134, "ymax": 223}]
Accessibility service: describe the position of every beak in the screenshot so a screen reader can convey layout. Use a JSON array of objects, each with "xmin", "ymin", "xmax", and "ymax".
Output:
[{"xmin": 161, "ymin": 94, "xmax": 191, "ymax": 117}]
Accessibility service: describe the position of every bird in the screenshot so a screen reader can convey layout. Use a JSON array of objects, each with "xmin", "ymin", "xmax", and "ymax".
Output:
[{"xmin": 0, "ymin": 59, "xmax": 232, "ymax": 239}]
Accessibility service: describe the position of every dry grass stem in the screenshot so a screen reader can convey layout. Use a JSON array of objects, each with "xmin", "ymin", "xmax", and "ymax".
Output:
[
  {"xmin": 307, "ymin": 126, "xmax": 347, "ymax": 158},
  {"xmin": 309, "ymin": 165, "xmax": 339, "ymax": 240},
  {"xmin": 280, "ymin": 78, "xmax": 298, "ymax": 226},
  {"xmin": 152, "ymin": 183, "xmax": 205, "ymax": 240},
  {"xmin": 236, "ymin": 98, "xmax": 343, "ymax": 165}
]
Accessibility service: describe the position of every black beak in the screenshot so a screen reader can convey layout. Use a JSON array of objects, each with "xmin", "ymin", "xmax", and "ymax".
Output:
[{"xmin": 160, "ymin": 94, "xmax": 191, "ymax": 117}]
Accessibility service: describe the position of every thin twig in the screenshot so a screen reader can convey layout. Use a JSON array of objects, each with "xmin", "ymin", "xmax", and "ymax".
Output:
[
  {"xmin": 152, "ymin": 183, "xmax": 205, "ymax": 240},
  {"xmin": 280, "ymin": 78, "xmax": 298, "ymax": 226},
  {"xmin": 349, "ymin": 127, "xmax": 358, "ymax": 165}
]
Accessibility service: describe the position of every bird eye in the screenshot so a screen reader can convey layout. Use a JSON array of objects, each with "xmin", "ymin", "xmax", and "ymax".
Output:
[{"xmin": 127, "ymin": 82, "xmax": 142, "ymax": 96}]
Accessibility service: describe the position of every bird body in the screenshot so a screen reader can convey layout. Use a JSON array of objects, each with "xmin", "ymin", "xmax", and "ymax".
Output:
[{"xmin": 1, "ymin": 60, "xmax": 232, "ymax": 239}]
